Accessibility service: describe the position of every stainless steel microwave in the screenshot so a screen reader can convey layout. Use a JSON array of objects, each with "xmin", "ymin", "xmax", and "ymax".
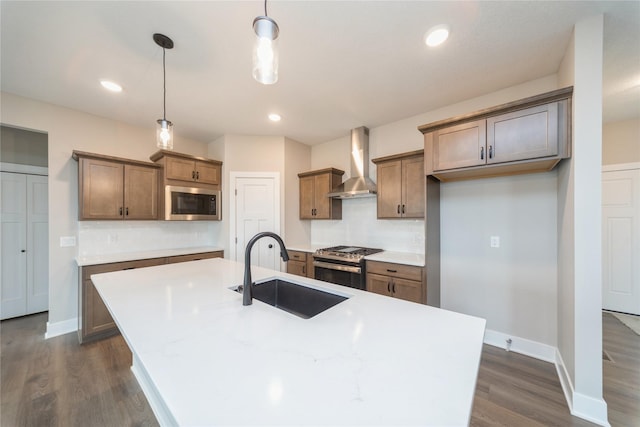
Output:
[{"xmin": 165, "ymin": 185, "xmax": 221, "ymax": 221}]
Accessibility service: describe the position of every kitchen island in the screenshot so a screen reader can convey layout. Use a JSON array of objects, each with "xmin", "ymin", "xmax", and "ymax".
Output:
[{"xmin": 92, "ymin": 258, "xmax": 485, "ymax": 426}]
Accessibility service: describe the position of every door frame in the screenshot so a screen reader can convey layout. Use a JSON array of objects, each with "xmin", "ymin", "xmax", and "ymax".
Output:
[{"xmin": 229, "ymin": 171, "xmax": 281, "ymax": 263}]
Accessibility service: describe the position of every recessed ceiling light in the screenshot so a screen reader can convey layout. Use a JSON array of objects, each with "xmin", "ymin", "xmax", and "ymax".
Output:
[
  {"xmin": 100, "ymin": 80, "xmax": 122, "ymax": 92},
  {"xmin": 268, "ymin": 113, "xmax": 281, "ymax": 122},
  {"xmin": 425, "ymin": 25, "xmax": 449, "ymax": 47}
]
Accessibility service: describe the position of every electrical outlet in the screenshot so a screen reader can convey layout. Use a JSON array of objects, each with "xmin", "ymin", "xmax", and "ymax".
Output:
[
  {"xmin": 490, "ymin": 236, "xmax": 500, "ymax": 248},
  {"xmin": 60, "ymin": 236, "xmax": 76, "ymax": 247}
]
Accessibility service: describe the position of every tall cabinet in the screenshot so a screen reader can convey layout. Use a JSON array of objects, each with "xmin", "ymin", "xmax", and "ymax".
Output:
[{"xmin": 1, "ymin": 172, "xmax": 48, "ymax": 320}]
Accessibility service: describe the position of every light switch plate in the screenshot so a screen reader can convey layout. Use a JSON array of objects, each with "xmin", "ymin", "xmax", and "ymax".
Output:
[
  {"xmin": 490, "ymin": 236, "xmax": 500, "ymax": 248},
  {"xmin": 60, "ymin": 236, "xmax": 76, "ymax": 247}
]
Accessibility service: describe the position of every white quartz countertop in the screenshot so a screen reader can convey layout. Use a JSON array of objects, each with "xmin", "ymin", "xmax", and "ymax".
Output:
[
  {"xmin": 92, "ymin": 258, "xmax": 485, "ymax": 426},
  {"xmin": 75, "ymin": 246, "xmax": 224, "ymax": 266}
]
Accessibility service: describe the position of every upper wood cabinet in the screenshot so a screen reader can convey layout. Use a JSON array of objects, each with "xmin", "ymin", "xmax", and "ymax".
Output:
[
  {"xmin": 150, "ymin": 150, "xmax": 222, "ymax": 188},
  {"xmin": 298, "ymin": 168, "xmax": 344, "ymax": 220},
  {"xmin": 420, "ymin": 87, "xmax": 572, "ymax": 182},
  {"xmin": 73, "ymin": 151, "xmax": 159, "ymax": 220},
  {"xmin": 372, "ymin": 150, "xmax": 424, "ymax": 219}
]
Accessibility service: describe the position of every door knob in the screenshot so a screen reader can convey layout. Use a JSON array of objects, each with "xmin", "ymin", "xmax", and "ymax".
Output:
[
  {"xmin": 21, "ymin": 249, "xmax": 26, "ymax": 253},
  {"xmin": 268, "ymin": 244, "xmax": 273, "ymax": 248}
]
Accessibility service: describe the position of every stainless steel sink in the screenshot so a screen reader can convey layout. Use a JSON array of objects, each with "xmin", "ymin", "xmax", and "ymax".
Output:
[{"xmin": 233, "ymin": 278, "xmax": 348, "ymax": 319}]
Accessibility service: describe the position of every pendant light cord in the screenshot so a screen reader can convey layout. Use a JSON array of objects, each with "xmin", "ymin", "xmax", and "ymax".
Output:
[
  {"xmin": 162, "ymin": 46, "xmax": 167, "ymax": 121},
  {"xmin": 264, "ymin": 0, "xmax": 268, "ymax": 16}
]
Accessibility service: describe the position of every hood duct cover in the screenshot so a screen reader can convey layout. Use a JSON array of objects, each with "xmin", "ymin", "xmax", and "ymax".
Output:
[{"xmin": 327, "ymin": 126, "xmax": 377, "ymax": 199}]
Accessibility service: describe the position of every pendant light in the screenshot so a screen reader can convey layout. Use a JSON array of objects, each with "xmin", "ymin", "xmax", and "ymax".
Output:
[
  {"xmin": 154, "ymin": 33, "xmax": 174, "ymax": 149},
  {"xmin": 252, "ymin": 0, "xmax": 279, "ymax": 85}
]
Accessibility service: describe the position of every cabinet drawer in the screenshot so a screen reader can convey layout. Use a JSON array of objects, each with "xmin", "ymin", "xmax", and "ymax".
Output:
[
  {"xmin": 166, "ymin": 251, "xmax": 223, "ymax": 264},
  {"xmin": 287, "ymin": 250, "xmax": 307, "ymax": 262},
  {"xmin": 367, "ymin": 261, "xmax": 423, "ymax": 281},
  {"xmin": 83, "ymin": 257, "xmax": 166, "ymax": 280}
]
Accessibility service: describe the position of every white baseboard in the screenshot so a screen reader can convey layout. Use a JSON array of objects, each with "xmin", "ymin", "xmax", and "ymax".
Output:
[
  {"xmin": 555, "ymin": 349, "xmax": 610, "ymax": 427},
  {"xmin": 45, "ymin": 317, "xmax": 77, "ymax": 339},
  {"xmin": 573, "ymin": 392, "xmax": 610, "ymax": 427},
  {"xmin": 483, "ymin": 328, "xmax": 556, "ymax": 363}
]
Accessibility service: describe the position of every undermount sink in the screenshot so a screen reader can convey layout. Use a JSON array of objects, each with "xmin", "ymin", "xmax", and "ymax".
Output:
[{"xmin": 234, "ymin": 278, "xmax": 348, "ymax": 319}]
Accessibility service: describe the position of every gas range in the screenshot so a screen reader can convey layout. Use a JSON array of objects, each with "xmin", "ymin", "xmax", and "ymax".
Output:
[
  {"xmin": 314, "ymin": 245, "xmax": 384, "ymax": 264},
  {"xmin": 313, "ymin": 246, "xmax": 383, "ymax": 290}
]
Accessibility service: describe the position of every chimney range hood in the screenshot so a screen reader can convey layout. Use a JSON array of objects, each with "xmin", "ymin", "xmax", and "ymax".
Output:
[{"xmin": 327, "ymin": 126, "xmax": 377, "ymax": 199}]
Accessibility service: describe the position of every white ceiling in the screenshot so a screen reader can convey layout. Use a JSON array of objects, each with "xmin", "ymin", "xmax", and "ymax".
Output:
[{"xmin": 1, "ymin": 1, "xmax": 638, "ymax": 145}]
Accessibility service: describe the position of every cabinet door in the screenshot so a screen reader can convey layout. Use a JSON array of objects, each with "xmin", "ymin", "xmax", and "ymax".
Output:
[
  {"xmin": 306, "ymin": 256, "xmax": 315, "ymax": 279},
  {"xmin": 287, "ymin": 260, "xmax": 307, "ymax": 277},
  {"xmin": 195, "ymin": 161, "xmax": 220, "ymax": 185},
  {"xmin": 124, "ymin": 165, "xmax": 158, "ymax": 220},
  {"xmin": 84, "ymin": 278, "xmax": 116, "ymax": 337},
  {"xmin": 313, "ymin": 174, "xmax": 332, "ymax": 219},
  {"xmin": 165, "ymin": 157, "xmax": 196, "ymax": 182},
  {"xmin": 366, "ymin": 273, "xmax": 392, "ymax": 297},
  {"xmin": 377, "ymin": 160, "xmax": 402, "ymax": 218},
  {"xmin": 487, "ymin": 102, "xmax": 558, "ymax": 164},
  {"xmin": 401, "ymin": 157, "xmax": 425, "ymax": 218},
  {"xmin": 299, "ymin": 176, "xmax": 315, "ymax": 219},
  {"xmin": 433, "ymin": 120, "xmax": 486, "ymax": 171},
  {"xmin": 80, "ymin": 158, "xmax": 124, "ymax": 219},
  {"xmin": 392, "ymin": 277, "xmax": 423, "ymax": 304}
]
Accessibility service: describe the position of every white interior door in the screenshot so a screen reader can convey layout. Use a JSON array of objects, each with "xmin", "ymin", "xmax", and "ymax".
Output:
[
  {"xmin": 232, "ymin": 173, "xmax": 280, "ymax": 271},
  {"xmin": 602, "ymin": 167, "xmax": 640, "ymax": 315},
  {"xmin": 1, "ymin": 172, "xmax": 49, "ymax": 320},
  {"xmin": 26, "ymin": 174, "xmax": 49, "ymax": 313}
]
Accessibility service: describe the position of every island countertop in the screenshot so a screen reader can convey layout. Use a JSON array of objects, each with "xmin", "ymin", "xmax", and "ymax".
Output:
[{"xmin": 92, "ymin": 258, "xmax": 485, "ymax": 426}]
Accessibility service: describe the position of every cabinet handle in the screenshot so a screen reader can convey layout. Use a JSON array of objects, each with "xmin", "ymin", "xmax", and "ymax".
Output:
[
  {"xmin": 192, "ymin": 171, "xmax": 196, "ymax": 179},
  {"xmin": 489, "ymin": 145, "xmax": 493, "ymax": 159},
  {"xmin": 386, "ymin": 269, "xmax": 397, "ymax": 273},
  {"xmin": 302, "ymin": 265, "xmax": 306, "ymax": 275},
  {"xmin": 196, "ymin": 171, "xmax": 200, "ymax": 180},
  {"xmin": 397, "ymin": 205, "xmax": 400, "ymax": 214},
  {"xmin": 401, "ymin": 204, "xmax": 405, "ymax": 214},
  {"xmin": 392, "ymin": 282, "xmax": 396, "ymax": 294},
  {"xmin": 480, "ymin": 146, "xmax": 484, "ymax": 160},
  {"xmin": 122, "ymin": 267, "xmax": 135, "ymax": 270},
  {"xmin": 119, "ymin": 207, "xmax": 123, "ymax": 216},
  {"xmin": 387, "ymin": 281, "xmax": 391, "ymax": 293},
  {"xmin": 125, "ymin": 207, "xmax": 129, "ymax": 216}
]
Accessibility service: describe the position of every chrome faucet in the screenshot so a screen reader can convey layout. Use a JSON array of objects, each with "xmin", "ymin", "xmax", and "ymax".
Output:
[{"xmin": 243, "ymin": 232, "xmax": 290, "ymax": 306}]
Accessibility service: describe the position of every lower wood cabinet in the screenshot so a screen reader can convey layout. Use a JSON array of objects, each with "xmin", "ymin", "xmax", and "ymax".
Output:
[
  {"xmin": 366, "ymin": 261, "xmax": 425, "ymax": 304},
  {"xmin": 286, "ymin": 250, "xmax": 314, "ymax": 279},
  {"xmin": 78, "ymin": 251, "xmax": 223, "ymax": 343}
]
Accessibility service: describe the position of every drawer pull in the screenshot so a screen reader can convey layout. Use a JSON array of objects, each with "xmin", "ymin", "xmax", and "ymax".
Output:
[
  {"xmin": 122, "ymin": 267, "xmax": 136, "ymax": 270},
  {"xmin": 386, "ymin": 269, "xmax": 397, "ymax": 273}
]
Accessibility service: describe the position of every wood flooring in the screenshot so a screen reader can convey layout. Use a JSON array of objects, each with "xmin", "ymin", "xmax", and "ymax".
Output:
[{"xmin": 1, "ymin": 312, "xmax": 637, "ymax": 426}]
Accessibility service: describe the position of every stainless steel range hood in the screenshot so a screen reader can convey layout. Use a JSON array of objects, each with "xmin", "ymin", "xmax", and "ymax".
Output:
[{"xmin": 327, "ymin": 126, "xmax": 377, "ymax": 199}]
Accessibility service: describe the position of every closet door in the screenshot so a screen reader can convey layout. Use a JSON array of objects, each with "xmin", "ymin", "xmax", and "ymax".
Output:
[
  {"xmin": 0, "ymin": 172, "xmax": 49, "ymax": 319},
  {"xmin": 27, "ymin": 175, "xmax": 49, "ymax": 314},
  {"xmin": 1, "ymin": 172, "xmax": 28, "ymax": 319}
]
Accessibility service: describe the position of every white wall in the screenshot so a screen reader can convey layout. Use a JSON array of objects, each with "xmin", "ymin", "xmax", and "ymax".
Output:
[
  {"xmin": 284, "ymin": 138, "xmax": 311, "ymax": 246},
  {"xmin": 441, "ymin": 172, "xmax": 558, "ymax": 345},
  {"xmin": 603, "ymin": 118, "xmax": 640, "ymax": 165},
  {"xmin": 0, "ymin": 92, "xmax": 211, "ymax": 330}
]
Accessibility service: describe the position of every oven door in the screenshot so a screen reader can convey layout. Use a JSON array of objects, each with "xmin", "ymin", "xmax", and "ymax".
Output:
[{"xmin": 313, "ymin": 260, "xmax": 364, "ymax": 290}]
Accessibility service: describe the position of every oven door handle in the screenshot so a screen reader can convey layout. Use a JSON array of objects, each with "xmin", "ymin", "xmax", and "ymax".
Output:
[{"xmin": 313, "ymin": 261, "xmax": 361, "ymax": 274}]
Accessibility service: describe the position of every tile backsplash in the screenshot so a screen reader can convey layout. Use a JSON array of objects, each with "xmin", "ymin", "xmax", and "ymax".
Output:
[
  {"xmin": 78, "ymin": 221, "xmax": 221, "ymax": 256},
  {"xmin": 310, "ymin": 197, "xmax": 425, "ymax": 253}
]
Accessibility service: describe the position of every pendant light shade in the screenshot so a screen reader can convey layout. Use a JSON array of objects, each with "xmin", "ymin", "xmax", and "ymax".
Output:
[
  {"xmin": 154, "ymin": 33, "xmax": 174, "ymax": 149},
  {"xmin": 252, "ymin": 1, "xmax": 279, "ymax": 85}
]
